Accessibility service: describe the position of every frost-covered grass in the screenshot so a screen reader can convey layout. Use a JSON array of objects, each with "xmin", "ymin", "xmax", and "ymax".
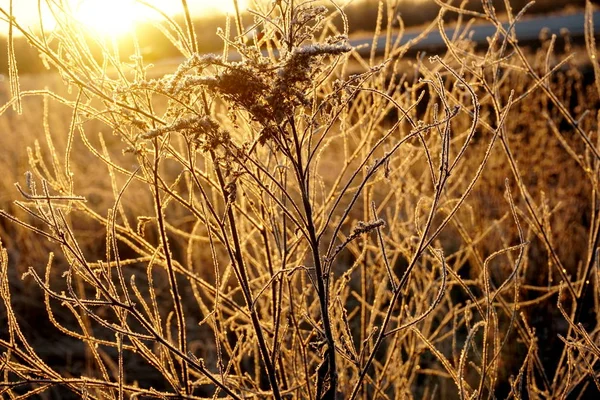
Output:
[{"xmin": 1, "ymin": 1, "xmax": 600, "ymax": 398}]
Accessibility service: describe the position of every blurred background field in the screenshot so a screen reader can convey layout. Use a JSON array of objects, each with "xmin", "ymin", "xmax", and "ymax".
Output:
[
  {"xmin": 0, "ymin": 0, "xmax": 599, "ymax": 73},
  {"xmin": 1, "ymin": 0, "xmax": 600, "ymax": 398}
]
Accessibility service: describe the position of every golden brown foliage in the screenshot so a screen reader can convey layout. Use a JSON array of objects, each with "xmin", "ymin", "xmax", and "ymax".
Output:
[{"xmin": 1, "ymin": 1, "xmax": 600, "ymax": 399}]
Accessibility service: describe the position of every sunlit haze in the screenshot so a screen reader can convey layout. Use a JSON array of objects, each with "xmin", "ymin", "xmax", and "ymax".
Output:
[{"xmin": 0, "ymin": 0, "xmax": 249, "ymax": 37}]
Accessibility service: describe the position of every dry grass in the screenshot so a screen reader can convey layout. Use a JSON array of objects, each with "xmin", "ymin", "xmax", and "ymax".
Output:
[{"xmin": 1, "ymin": 0, "xmax": 600, "ymax": 399}]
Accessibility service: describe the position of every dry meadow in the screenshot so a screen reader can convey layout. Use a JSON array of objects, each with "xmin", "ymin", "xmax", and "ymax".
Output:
[{"xmin": 1, "ymin": 0, "xmax": 600, "ymax": 398}]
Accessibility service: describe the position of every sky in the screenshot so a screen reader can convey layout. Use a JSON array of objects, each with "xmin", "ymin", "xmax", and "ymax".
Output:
[{"xmin": 0, "ymin": 0, "xmax": 249, "ymax": 36}]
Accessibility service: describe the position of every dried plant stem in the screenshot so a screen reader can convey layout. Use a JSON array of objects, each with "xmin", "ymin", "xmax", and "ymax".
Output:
[{"xmin": 152, "ymin": 139, "xmax": 190, "ymax": 396}]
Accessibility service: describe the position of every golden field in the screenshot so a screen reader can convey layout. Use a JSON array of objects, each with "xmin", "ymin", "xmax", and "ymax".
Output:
[{"xmin": 1, "ymin": 1, "xmax": 600, "ymax": 398}]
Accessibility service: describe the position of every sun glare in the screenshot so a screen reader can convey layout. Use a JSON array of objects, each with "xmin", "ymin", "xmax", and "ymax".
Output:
[
  {"xmin": 0, "ymin": 0, "xmax": 251, "ymax": 37},
  {"xmin": 68, "ymin": 0, "xmax": 249, "ymax": 37},
  {"xmin": 70, "ymin": 0, "xmax": 152, "ymax": 36}
]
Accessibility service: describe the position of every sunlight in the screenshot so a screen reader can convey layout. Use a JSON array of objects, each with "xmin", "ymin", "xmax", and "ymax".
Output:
[
  {"xmin": 0, "ymin": 0, "xmax": 249, "ymax": 37},
  {"xmin": 68, "ymin": 0, "xmax": 250, "ymax": 37},
  {"xmin": 69, "ymin": 0, "xmax": 149, "ymax": 36}
]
